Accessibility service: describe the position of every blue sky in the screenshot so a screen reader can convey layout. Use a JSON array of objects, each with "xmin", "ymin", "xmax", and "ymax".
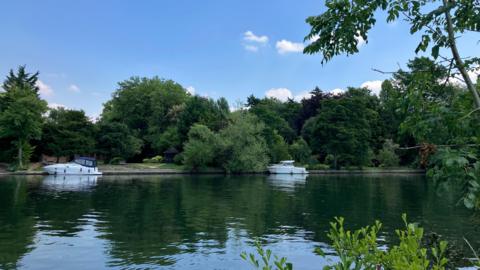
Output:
[{"xmin": 0, "ymin": 0, "xmax": 478, "ymax": 118}]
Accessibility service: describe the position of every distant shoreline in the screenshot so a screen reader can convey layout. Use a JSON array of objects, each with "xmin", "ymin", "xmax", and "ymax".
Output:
[{"xmin": 0, "ymin": 167, "xmax": 426, "ymax": 176}]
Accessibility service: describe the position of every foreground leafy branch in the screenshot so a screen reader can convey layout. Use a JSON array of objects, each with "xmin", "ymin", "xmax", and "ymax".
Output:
[{"xmin": 243, "ymin": 215, "xmax": 480, "ymax": 269}]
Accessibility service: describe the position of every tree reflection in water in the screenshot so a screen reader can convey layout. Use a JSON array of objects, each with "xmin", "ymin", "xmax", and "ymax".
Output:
[{"xmin": 0, "ymin": 174, "xmax": 477, "ymax": 269}]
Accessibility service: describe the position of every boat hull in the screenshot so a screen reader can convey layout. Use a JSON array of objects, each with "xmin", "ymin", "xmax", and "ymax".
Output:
[
  {"xmin": 43, "ymin": 163, "xmax": 102, "ymax": 175},
  {"xmin": 268, "ymin": 166, "xmax": 308, "ymax": 174}
]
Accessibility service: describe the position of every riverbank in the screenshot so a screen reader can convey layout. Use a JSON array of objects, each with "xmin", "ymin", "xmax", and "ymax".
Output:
[{"xmin": 0, "ymin": 163, "xmax": 425, "ymax": 176}]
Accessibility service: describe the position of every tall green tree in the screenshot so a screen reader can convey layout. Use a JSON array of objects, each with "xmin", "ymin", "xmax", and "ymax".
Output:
[
  {"xmin": 2, "ymin": 65, "xmax": 40, "ymax": 94},
  {"xmin": 302, "ymin": 88, "xmax": 377, "ymax": 168},
  {"xmin": 40, "ymin": 108, "xmax": 96, "ymax": 159},
  {"xmin": 219, "ymin": 112, "xmax": 269, "ymax": 173},
  {"xmin": 100, "ymin": 76, "xmax": 190, "ymax": 157},
  {"xmin": 0, "ymin": 86, "xmax": 47, "ymax": 168},
  {"xmin": 304, "ymin": 0, "xmax": 480, "ymax": 108}
]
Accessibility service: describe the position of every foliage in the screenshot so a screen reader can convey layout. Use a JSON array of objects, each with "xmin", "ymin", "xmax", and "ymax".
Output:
[
  {"xmin": 182, "ymin": 124, "xmax": 219, "ymax": 170},
  {"xmin": 142, "ymin": 155, "xmax": 163, "ymax": 164},
  {"xmin": 248, "ymin": 97, "xmax": 297, "ymax": 142},
  {"xmin": 268, "ymin": 131, "xmax": 291, "ymax": 164},
  {"xmin": 427, "ymin": 147, "xmax": 480, "ymax": 210},
  {"xmin": 303, "ymin": 0, "xmax": 480, "ymax": 107},
  {"xmin": 176, "ymin": 96, "xmax": 229, "ymax": 143},
  {"xmin": 101, "ymin": 76, "xmax": 189, "ymax": 157},
  {"xmin": 289, "ymin": 138, "xmax": 312, "ymax": 164},
  {"xmin": 240, "ymin": 241, "xmax": 293, "ymax": 270},
  {"xmin": 0, "ymin": 83, "xmax": 47, "ymax": 168},
  {"xmin": 307, "ymin": 163, "xmax": 330, "ymax": 170},
  {"xmin": 109, "ymin": 157, "xmax": 124, "ymax": 165},
  {"xmin": 219, "ymin": 112, "xmax": 269, "ymax": 173},
  {"xmin": 2, "ymin": 65, "xmax": 39, "ymax": 94},
  {"xmin": 243, "ymin": 215, "xmax": 454, "ymax": 269},
  {"xmin": 96, "ymin": 121, "xmax": 142, "ymax": 162},
  {"xmin": 377, "ymin": 139, "xmax": 400, "ymax": 167},
  {"xmin": 41, "ymin": 108, "xmax": 96, "ymax": 159},
  {"xmin": 302, "ymin": 88, "xmax": 377, "ymax": 168}
]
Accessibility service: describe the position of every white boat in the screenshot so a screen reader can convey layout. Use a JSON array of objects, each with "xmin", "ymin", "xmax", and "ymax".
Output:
[
  {"xmin": 43, "ymin": 157, "xmax": 102, "ymax": 175},
  {"xmin": 267, "ymin": 160, "xmax": 308, "ymax": 174}
]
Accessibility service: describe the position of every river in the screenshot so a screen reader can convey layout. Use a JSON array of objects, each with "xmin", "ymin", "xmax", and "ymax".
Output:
[{"xmin": 0, "ymin": 174, "xmax": 478, "ymax": 269}]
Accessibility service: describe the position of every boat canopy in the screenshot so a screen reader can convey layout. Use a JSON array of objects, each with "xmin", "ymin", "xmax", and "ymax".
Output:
[{"xmin": 74, "ymin": 157, "xmax": 97, "ymax": 167}]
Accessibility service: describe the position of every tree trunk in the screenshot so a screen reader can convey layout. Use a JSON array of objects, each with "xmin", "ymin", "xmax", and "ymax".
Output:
[
  {"xmin": 18, "ymin": 141, "xmax": 23, "ymax": 168},
  {"xmin": 443, "ymin": 0, "xmax": 480, "ymax": 108}
]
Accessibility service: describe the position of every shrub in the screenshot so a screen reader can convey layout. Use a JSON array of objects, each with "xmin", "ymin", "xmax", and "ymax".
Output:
[
  {"xmin": 109, "ymin": 157, "xmax": 124, "ymax": 165},
  {"xmin": 219, "ymin": 113, "xmax": 269, "ymax": 173},
  {"xmin": 183, "ymin": 124, "xmax": 218, "ymax": 170},
  {"xmin": 289, "ymin": 138, "xmax": 312, "ymax": 164},
  {"xmin": 244, "ymin": 215, "xmax": 455, "ymax": 270},
  {"xmin": 307, "ymin": 163, "xmax": 330, "ymax": 170},
  {"xmin": 143, "ymin": 155, "xmax": 163, "ymax": 163},
  {"xmin": 241, "ymin": 241, "xmax": 292, "ymax": 270},
  {"xmin": 377, "ymin": 139, "xmax": 400, "ymax": 167}
]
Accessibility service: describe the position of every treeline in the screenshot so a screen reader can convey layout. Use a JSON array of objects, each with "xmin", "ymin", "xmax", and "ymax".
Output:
[{"xmin": 0, "ymin": 58, "xmax": 479, "ymax": 176}]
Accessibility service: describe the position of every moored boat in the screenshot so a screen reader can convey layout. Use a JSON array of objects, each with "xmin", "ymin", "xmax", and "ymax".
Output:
[
  {"xmin": 43, "ymin": 157, "xmax": 102, "ymax": 175},
  {"xmin": 267, "ymin": 160, "xmax": 308, "ymax": 174}
]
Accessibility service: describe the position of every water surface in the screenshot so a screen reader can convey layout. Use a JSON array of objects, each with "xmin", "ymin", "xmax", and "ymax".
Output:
[{"xmin": 0, "ymin": 174, "xmax": 478, "ymax": 269}]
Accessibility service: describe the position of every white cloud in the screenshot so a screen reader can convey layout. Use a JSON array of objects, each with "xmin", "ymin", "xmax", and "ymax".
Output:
[
  {"xmin": 265, "ymin": 88, "xmax": 293, "ymax": 102},
  {"xmin": 449, "ymin": 68, "xmax": 480, "ymax": 86},
  {"xmin": 330, "ymin": 88, "xmax": 345, "ymax": 96},
  {"xmin": 186, "ymin": 86, "xmax": 196, "ymax": 95},
  {"xmin": 48, "ymin": 103, "xmax": 67, "ymax": 109},
  {"xmin": 294, "ymin": 91, "xmax": 313, "ymax": 101},
  {"xmin": 35, "ymin": 80, "xmax": 53, "ymax": 96},
  {"xmin": 355, "ymin": 33, "xmax": 366, "ymax": 48},
  {"xmin": 244, "ymin": 31, "xmax": 269, "ymax": 44},
  {"xmin": 360, "ymin": 80, "xmax": 383, "ymax": 95},
  {"xmin": 276, "ymin": 40, "xmax": 304, "ymax": 54},
  {"xmin": 244, "ymin": 45, "xmax": 259, "ymax": 52},
  {"xmin": 68, "ymin": 84, "xmax": 80, "ymax": 93},
  {"xmin": 0, "ymin": 86, "xmax": 4, "ymax": 92}
]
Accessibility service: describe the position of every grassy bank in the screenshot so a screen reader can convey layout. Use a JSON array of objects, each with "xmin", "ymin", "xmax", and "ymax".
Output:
[{"xmin": 0, "ymin": 162, "xmax": 425, "ymax": 176}]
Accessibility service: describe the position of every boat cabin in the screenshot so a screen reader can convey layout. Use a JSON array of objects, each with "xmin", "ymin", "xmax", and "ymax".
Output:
[
  {"xmin": 279, "ymin": 160, "xmax": 295, "ymax": 166},
  {"xmin": 74, "ymin": 157, "xmax": 97, "ymax": 167}
]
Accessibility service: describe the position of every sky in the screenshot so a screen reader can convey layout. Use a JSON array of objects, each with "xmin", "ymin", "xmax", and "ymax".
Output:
[{"xmin": 0, "ymin": 0, "xmax": 478, "ymax": 118}]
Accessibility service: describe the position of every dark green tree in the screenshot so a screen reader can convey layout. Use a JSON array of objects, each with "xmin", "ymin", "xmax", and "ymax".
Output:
[
  {"xmin": 40, "ymin": 108, "xmax": 96, "ymax": 159},
  {"xmin": 176, "ymin": 96, "xmax": 229, "ymax": 144},
  {"xmin": 100, "ymin": 76, "xmax": 190, "ymax": 157},
  {"xmin": 95, "ymin": 121, "xmax": 142, "ymax": 162},
  {"xmin": 302, "ymin": 88, "xmax": 377, "ymax": 168},
  {"xmin": 2, "ymin": 65, "xmax": 40, "ymax": 94},
  {"xmin": 0, "ymin": 86, "xmax": 47, "ymax": 168}
]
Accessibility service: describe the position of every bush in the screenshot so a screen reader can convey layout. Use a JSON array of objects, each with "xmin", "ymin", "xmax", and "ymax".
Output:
[
  {"xmin": 307, "ymin": 163, "xmax": 330, "ymax": 170},
  {"xmin": 183, "ymin": 124, "xmax": 218, "ymax": 170},
  {"xmin": 219, "ymin": 113, "xmax": 269, "ymax": 173},
  {"xmin": 143, "ymin": 155, "xmax": 163, "ymax": 163},
  {"xmin": 289, "ymin": 138, "xmax": 312, "ymax": 164},
  {"xmin": 109, "ymin": 157, "xmax": 124, "ymax": 165},
  {"xmin": 377, "ymin": 139, "xmax": 400, "ymax": 167},
  {"xmin": 269, "ymin": 132, "xmax": 291, "ymax": 163},
  {"xmin": 244, "ymin": 215, "xmax": 457, "ymax": 270}
]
